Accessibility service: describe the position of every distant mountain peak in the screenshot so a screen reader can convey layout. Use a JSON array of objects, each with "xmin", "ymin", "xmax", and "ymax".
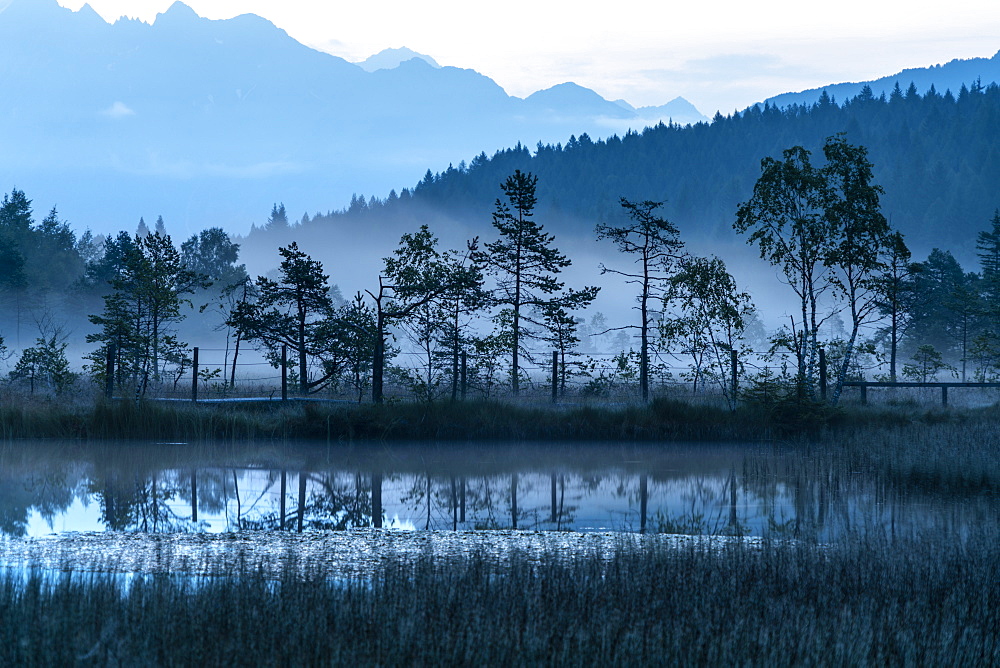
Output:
[
  {"xmin": 76, "ymin": 3, "xmax": 101, "ymax": 18},
  {"xmin": 633, "ymin": 96, "xmax": 707, "ymax": 124},
  {"xmin": 524, "ymin": 83, "xmax": 641, "ymax": 120},
  {"xmin": 359, "ymin": 47, "xmax": 441, "ymax": 72},
  {"xmin": 528, "ymin": 81, "xmax": 592, "ymax": 97},
  {"xmin": 156, "ymin": 1, "xmax": 199, "ymax": 21}
]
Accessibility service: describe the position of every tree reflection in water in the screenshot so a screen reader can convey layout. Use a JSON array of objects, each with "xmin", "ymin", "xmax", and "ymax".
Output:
[{"xmin": 0, "ymin": 442, "xmax": 994, "ymax": 540}]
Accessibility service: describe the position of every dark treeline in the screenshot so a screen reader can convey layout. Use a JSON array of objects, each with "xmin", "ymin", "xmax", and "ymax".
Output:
[
  {"xmin": 5, "ymin": 79, "xmax": 1000, "ymax": 404},
  {"xmin": 0, "ymin": 191, "xmax": 248, "ymax": 395},
  {"xmin": 267, "ymin": 79, "xmax": 1000, "ymax": 253},
  {"xmin": 4, "ymin": 166, "xmax": 1000, "ymax": 403}
]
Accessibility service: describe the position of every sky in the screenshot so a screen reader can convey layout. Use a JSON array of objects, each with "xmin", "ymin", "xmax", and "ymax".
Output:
[{"xmin": 54, "ymin": 0, "xmax": 1000, "ymax": 115}]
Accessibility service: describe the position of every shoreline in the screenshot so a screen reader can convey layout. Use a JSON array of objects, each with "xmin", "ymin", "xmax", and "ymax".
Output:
[
  {"xmin": 0, "ymin": 529, "xmax": 766, "ymax": 579},
  {"xmin": 0, "ymin": 393, "xmax": 967, "ymax": 443}
]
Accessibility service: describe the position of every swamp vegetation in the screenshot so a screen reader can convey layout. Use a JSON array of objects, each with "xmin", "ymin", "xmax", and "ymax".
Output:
[
  {"xmin": 0, "ymin": 393, "xmax": 996, "ymax": 664},
  {"xmin": 1, "ymin": 534, "xmax": 998, "ymax": 665},
  {"xmin": 0, "ymin": 387, "xmax": 982, "ymax": 443}
]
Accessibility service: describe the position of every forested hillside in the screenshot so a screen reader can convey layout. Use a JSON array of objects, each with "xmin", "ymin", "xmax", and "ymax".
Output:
[{"xmin": 261, "ymin": 80, "xmax": 1000, "ymax": 258}]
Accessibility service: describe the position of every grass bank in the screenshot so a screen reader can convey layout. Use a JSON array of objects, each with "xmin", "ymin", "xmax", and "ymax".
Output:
[
  {"xmin": 0, "ymin": 393, "xmax": 946, "ymax": 443},
  {"xmin": 2, "ymin": 535, "xmax": 997, "ymax": 666},
  {"xmin": 3, "ymin": 395, "xmax": 999, "ymax": 497}
]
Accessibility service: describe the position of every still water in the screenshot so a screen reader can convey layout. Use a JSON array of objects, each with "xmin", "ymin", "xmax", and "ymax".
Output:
[{"xmin": 0, "ymin": 440, "xmax": 992, "ymax": 541}]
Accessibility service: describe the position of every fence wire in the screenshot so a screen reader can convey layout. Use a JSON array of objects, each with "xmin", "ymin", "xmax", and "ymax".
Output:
[{"xmin": 89, "ymin": 343, "xmax": 1000, "ymax": 409}]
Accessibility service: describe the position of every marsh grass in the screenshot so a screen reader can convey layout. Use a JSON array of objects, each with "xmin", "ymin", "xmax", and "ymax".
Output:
[
  {"xmin": 835, "ymin": 410, "xmax": 1000, "ymax": 495},
  {"xmin": 1, "ymin": 391, "xmax": 999, "ymax": 499},
  {"xmin": 1, "ymin": 534, "xmax": 997, "ymax": 666},
  {"xmin": 0, "ymin": 393, "xmax": 850, "ymax": 442}
]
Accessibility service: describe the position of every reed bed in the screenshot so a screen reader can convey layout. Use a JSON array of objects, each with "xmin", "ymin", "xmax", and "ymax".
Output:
[
  {"xmin": 0, "ymin": 393, "xmax": 904, "ymax": 442},
  {"xmin": 834, "ymin": 411, "xmax": 1000, "ymax": 495},
  {"xmin": 0, "ymin": 533, "xmax": 996, "ymax": 666}
]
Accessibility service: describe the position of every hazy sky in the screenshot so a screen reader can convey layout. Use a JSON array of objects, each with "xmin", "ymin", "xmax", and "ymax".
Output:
[{"xmin": 52, "ymin": 0, "xmax": 1000, "ymax": 115}]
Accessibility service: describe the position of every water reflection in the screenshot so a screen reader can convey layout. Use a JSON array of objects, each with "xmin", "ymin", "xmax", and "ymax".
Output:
[{"xmin": 0, "ymin": 442, "xmax": 994, "ymax": 540}]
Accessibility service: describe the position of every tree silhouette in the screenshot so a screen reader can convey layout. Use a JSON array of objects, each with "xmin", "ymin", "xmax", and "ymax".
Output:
[{"xmin": 597, "ymin": 198, "xmax": 685, "ymax": 401}]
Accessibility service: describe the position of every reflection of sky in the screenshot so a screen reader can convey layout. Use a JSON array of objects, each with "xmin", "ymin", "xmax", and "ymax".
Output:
[
  {"xmin": 4, "ymin": 450, "xmax": 994, "ymax": 541},
  {"xmin": 26, "ymin": 498, "xmax": 103, "ymax": 536},
  {"xmin": 22, "ymin": 469, "xmax": 757, "ymax": 536}
]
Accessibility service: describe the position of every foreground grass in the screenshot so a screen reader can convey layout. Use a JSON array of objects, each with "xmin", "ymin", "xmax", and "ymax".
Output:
[{"xmin": 2, "ymin": 535, "xmax": 997, "ymax": 666}]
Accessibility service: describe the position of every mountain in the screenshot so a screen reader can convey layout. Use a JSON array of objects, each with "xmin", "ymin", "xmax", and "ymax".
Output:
[
  {"xmin": 0, "ymin": 0, "xmax": 704, "ymax": 237},
  {"xmin": 358, "ymin": 47, "xmax": 441, "ymax": 72},
  {"xmin": 525, "ymin": 83, "xmax": 636, "ymax": 120},
  {"xmin": 251, "ymin": 82, "xmax": 1000, "ymax": 275},
  {"xmin": 634, "ymin": 97, "xmax": 707, "ymax": 126},
  {"xmin": 765, "ymin": 51, "xmax": 1000, "ymax": 108}
]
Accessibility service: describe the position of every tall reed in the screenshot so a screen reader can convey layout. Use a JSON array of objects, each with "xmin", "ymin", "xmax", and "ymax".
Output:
[{"xmin": 1, "ymin": 533, "xmax": 997, "ymax": 665}]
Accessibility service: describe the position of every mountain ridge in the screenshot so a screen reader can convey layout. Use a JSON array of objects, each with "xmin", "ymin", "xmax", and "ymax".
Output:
[
  {"xmin": 359, "ymin": 47, "xmax": 442, "ymax": 72},
  {"xmin": 764, "ymin": 50, "xmax": 1000, "ymax": 108},
  {"xmin": 0, "ymin": 0, "xmax": 707, "ymax": 236}
]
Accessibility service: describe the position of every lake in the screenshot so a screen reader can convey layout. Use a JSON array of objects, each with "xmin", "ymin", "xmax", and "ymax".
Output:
[{"xmin": 1, "ymin": 439, "xmax": 991, "ymax": 542}]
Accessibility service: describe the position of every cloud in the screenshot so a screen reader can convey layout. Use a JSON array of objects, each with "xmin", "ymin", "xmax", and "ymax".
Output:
[
  {"xmin": 101, "ymin": 101, "xmax": 136, "ymax": 118},
  {"xmin": 618, "ymin": 52, "xmax": 849, "ymax": 114}
]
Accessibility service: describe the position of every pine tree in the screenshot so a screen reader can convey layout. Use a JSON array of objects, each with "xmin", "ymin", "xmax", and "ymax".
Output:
[
  {"xmin": 370, "ymin": 226, "xmax": 480, "ymax": 402},
  {"xmin": 87, "ymin": 232, "xmax": 201, "ymax": 392},
  {"xmin": 234, "ymin": 242, "xmax": 340, "ymax": 393},
  {"xmin": 596, "ymin": 198, "xmax": 685, "ymax": 401},
  {"xmin": 0, "ymin": 189, "xmax": 32, "ymax": 289},
  {"xmin": 478, "ymin": 171, "xmax": 597, "ymax": 395},
  {"xmin": 266, "ymin": 203, "xmax": 289, "ymax": 231},
  {"xmin": 976, "ymin": 209, "xmax": 1000, "ymax": 318}
]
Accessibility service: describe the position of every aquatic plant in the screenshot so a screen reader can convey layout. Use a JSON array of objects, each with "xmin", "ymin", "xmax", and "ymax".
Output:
[{"xmin": 0, "ymin": 533, "xmax": 996, "ymax": 665}]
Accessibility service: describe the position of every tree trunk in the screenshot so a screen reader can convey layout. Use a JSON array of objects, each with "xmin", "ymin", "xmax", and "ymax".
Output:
[
  {"xmin": 889, "ymin": 307, "xmax": 898, "ymax": 382},
  {"xmin": 152, "ymin": 303, "xmax": 160, "ymax": 382},
  {"xmin": 298, "ymin": 308, "xmax": 308, "ymax": 394},
  {"xmin": 831, "ymin": 284, "xmax": 861, "ymax": 406},
  {"xmin": 511, "ymin": 226, "xmax": 522, "ymax": 397},
  {"xmin": 372, "ymin": 309, "xmax": 386, "ymax": 403},
  {"xmin": 640, "ymin": 284, "xmax": 649, "ymax": 402},
  {"xmin": 512, "ymin": 298, "xmax": 520, "ymax": 397}
]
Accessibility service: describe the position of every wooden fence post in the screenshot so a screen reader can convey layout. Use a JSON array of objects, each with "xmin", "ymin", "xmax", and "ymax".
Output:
[
  {"xmin": 861, "ymin": 384, "xmax": 868, "ymax": 405},
  {"xmin": 281, "ymin": 345, "xmax": 288, "ymax": 401},
  {"xmin": 942, "ymin": 385, "xmax": 948, "ymax": 407},
  {"xmin": 191, "ymin": 347, "xmax": 199, "ymax": 402},
  {"xmin": 819, "ymin": 348, "xmax": 827, "ymax": 402},
  {"xmin": 551, "ymin": 350, "xmax": 559, "ymax": 403}
]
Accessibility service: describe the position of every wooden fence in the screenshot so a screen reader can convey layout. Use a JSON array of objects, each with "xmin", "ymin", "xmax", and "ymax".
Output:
[{"xmin": 841, "ymin": 381, "xmax": 1000, "ymax": 407}]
